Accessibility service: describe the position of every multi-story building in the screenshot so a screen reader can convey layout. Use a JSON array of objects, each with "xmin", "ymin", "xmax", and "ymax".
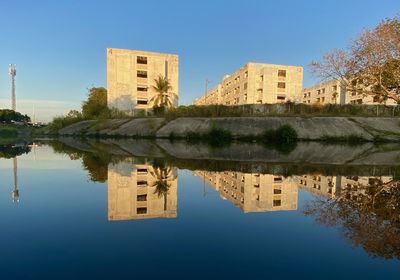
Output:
[
  {"xmin": 302, "ymin": 80, "xmax": 344, "ymax": 105},
  {"xmin": 194, "ymin": 62, "xmax": 303, "ymax": 106},
  {"xmin": 107, "ymin": 48, "xmax": 179, "ymax": 114},
  {"xmin": 107, "ymin": 160, "xmax": 178, "ymax": 221},
  {"xmin": 302, "ymin": 79, "xmax": 397, "ymax": 105},
  {"xmin": 194, "ymin": 171, "xmax": 298, "ymax": 213}
]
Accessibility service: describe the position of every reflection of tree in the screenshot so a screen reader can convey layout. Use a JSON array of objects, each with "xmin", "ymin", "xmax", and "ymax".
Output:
[
  {"xmin": 0, "ymin": 145, "xmax": 31, "ymax": 159},
  {"xmin": 49, "ymin": 140, "xmax": 118, "ymax": 183},
  {"xmin": 304, "ymin": 178, "xmax": 400, "ymax": 259},
  {"xmin": 150, "ymin": 166, "xmax": 176, "ymax": 211}
]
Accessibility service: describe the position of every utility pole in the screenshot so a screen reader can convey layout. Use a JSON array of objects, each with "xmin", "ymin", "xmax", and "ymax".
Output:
[{"xmin": 9, "ymin": 64, "xmax": 17, "ymax": 111}]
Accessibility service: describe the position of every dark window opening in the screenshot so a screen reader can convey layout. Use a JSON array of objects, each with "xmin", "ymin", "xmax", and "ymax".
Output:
[
  {"xmin": 137, "ymin": 207, "xmax": 147, "ymax": 214},
  {"xmin": 278, "ymin": 70, "xmax": 286, "ymax": 78},
  {"xmin": 137, "ymin": 70, "xmax": 147, "ymax": 78},
  {"xmin": 137, "ymin": 194, "xmax": 147, "ymax": 201},
  {"xmin": 137, "ymin": 56, "xmax": 148, "ymax": 64}
]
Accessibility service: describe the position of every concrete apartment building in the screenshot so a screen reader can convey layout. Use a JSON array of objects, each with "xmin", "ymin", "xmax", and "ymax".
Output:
[
  {"xmin": 194, "ymin": 62, "xmax": 303, "ymax": 106},
  {"xmin": 302, "ymin": 79, "xmax": 397, "ymax": 105},
  {"xmin": 194, "ymin": 171, "xmax": 298, "ymax": 213},
  {"xmin": 107, "ymin": 48, "xmax": 179, "ymax": 114},
  {"xmin": 107, "ymin": 160, "xmax": 178, "ymax": 221}
]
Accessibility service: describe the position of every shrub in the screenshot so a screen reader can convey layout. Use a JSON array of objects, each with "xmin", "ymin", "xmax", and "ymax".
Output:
[
  {"xmin": 263, "ymin": 125, "xmax": 298, "ymax": 143},
  {"xmin": 204, "ymin": 126, "xmax": 232, "ymax": 147}
]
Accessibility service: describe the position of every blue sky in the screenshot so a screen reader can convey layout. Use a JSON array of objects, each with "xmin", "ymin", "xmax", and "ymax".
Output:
[{"xmin": 0, "ymin": 0, "xmax": 399, "ymax": 121}]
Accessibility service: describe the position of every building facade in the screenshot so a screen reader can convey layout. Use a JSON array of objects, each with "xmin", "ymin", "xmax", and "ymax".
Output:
[
  {"xmin": 194, "ymin": 62, "xmax": 303, "ymax": 106},
  {"xmin": 302, "ymin": 79, "xmax": 397, "ymax": 105},
  {"xmin": 107, "ymin": 48, "xmax": 179, "ymax": 114}
]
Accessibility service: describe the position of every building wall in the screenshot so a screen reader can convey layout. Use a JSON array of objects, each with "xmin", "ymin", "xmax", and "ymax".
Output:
[
  {"xmin": 193, "ymin": 62, "xmax": 303, "ymax": 106},
  {"xmin": 302, "ymin": 79, "xmax": 397, "ymax": 105},
  {"xmin": 108, "ymin": 160, "xmax": 178, "ymax": 221},
  {"xmin": 107, "ymin": 48, "xmax": 179, "ymax": 114},
  {"xmin": 194, "ymin": 171, "xmax": 298, "ymax": 213}
]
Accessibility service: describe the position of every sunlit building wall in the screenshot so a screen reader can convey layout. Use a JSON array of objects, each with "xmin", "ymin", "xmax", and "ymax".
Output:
[
  {"xmin": 194, "ymin": 63, "xmax": 303, "ymax": 105},
  {"xmin": 108, "ymin": 160, "xmax": 178, "ymax": 221},
  {"xmin": 107, "ymin": 48, "xmax": 179, "ymax": 114},
  {"xmin": 302, "ymin": 79, "xmax": 397, "ymax": 105}
]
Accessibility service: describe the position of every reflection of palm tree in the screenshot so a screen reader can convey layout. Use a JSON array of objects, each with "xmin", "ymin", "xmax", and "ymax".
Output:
[
  {"xmin": 150, "ymin": 166, "xmax": 175, "ymax": 211},
  {"xmin": 150, "ymin": 75, "xmax": 176, "ymax": 108}
]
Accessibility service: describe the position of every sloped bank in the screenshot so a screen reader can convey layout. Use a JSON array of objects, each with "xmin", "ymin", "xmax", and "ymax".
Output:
[{"xmin": 57, "ymin": 117, "xmax": 400, "ymax": 142}]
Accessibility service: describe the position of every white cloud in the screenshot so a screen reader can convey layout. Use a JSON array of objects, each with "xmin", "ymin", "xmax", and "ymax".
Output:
[{"xmin": 0, "ymin": 98, "xmax": 81, "ymax": 123}]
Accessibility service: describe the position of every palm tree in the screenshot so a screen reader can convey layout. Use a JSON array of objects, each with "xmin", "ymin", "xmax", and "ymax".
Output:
[
  {"xmin": 150, "ymin": 75, "xmax": 176, "ymax": 109},
  {"xmin": 150, "ymin": 166, "xmax": 176, "ymax": 211}
]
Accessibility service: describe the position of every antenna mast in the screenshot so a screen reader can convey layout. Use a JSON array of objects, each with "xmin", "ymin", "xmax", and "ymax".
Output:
[{"xmin": 9, "ymin": 64, "xmax": 16, "ymax": 111}]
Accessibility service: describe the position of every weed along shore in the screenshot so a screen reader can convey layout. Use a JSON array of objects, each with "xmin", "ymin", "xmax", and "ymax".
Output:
[{"xmin": 53, "ymin": 116, "xmax": 400, "ymax": 144}]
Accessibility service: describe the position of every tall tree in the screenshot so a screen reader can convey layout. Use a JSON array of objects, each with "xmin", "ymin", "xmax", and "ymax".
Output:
[
  {"xmin": 82, "ymin": 87, "xmax": 108, "ymax": 118},
  {"xmin": 310, "ymin": 16, "xmax": 400, "ymax": 103},
  {"xmin": 150, "ymin": 75, "xmax": 176, "ymax": 109}
]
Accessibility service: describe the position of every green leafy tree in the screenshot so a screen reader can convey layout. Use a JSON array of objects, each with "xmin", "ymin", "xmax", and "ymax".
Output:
[
  {"xmin": 82, "ymin": 87, "xmax": 108, "ymax": 118},
  {"xmin": 0, "ymin": 109, "xmax": 30, "ymax": 123},
  {"xmin": 150, "ymin": 75, "xmax": 176, "ymax": 109}
]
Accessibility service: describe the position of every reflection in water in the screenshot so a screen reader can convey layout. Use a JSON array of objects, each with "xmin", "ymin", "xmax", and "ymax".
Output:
[
  {"xmin": 194, "ymin": 171, "xmax": 298, "ymax": 213},
  {"xmin": 11, "ymin": 157, "xmax": 19, "ymax": 203},
  {"xmin": 303, "ymin": 175, "xmax": 400, "ymax": 260},
  {"xmin": 108, "ymin": 160, "xmax": 178, "ymax": 221},
  {"xmin": 9, "ymin": 140, "xmax": 400, "ymax": 260}
]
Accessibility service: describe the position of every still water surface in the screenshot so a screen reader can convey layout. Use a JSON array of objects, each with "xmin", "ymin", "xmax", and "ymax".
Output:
[{"xmin": 0, "ymin": 141, "xmax": 399, "ymax": 279}]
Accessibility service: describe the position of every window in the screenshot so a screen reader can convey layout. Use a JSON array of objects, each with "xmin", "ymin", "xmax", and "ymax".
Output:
[
  {"xmin": 137, "ymin": 168, "xmax": 148, "ymax": 174},
  {"xmin": 137, "ymin": 86, "xmax": 147, "ymax": 92},
  {"xmin": 137, "ymin": 194, "xmax": 147, "ymax": 201},
  {"xmin": 244, "ymin": 82, "xmax": 248, "ymax": 90},
  {"xmin": 244, "ymin": 71, "xmax": 248, "ymax": 78},
  {"xmin": 277, "ymin": 82, "xmax": 286, "ymax": 89},
  {"xmin": 274, "ymin": 188, "xmax": 282, "ymax": 194},
  {"xmin": 277, "ymin": 95, "xmax": 286, "ymax": 101},
  {"xmin": 273, "ymin": 200, "xmax": 281, "ymax": 207},
  {"xmin": 274, "ymin": 177, "xmax": 282, "ymax": 182},
  {"xmin": 137, "ymin": 207, "xmax": 147, "ymax": 214},
  {"xmin": 322, "ymin": 88, "xmax": 325, "ymax": 94},
  {"xmin": 278, "ymin": 70, "xmax": 286, "ymax": 78},
  {"xmin": 137, "ymin": 56, "xmax": 148, "ymax": 64},
  {"xmin": 137, "ymin": 70, "xmax": 147, "ymax": 78},
  {"xmin": 137, "ymin": 180, "xmax": 147, "ymax": 186},
  {"xmin": 332, "ymin": 85, "xmax": 338, "ymax": 91},
  {"xmin": 137, "ymin": 99, "xmax": 148, "ymax": 105}
]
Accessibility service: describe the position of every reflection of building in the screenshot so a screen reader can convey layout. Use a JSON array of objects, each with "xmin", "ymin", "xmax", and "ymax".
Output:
[
  {"xmin": 107, "ymin": 48, "xmax": 179, "ymax": 114},
  {"xmin": 296, "ymin": 174, "xmax": 394, "ymax": 198},
  {"xmin": 296, "ymin": 175, "xmax": 341, "ymax": 198},
  {"xmin": 107, "ymin": 160, "xmax": 178, "ymax": 221},
  {"xmin": 194, "ymin": 62, "xmax": 303, "ymax": 105},
  {"xmin": 194, "ymin": 171, "xmax": 298, "ymax": 213}
]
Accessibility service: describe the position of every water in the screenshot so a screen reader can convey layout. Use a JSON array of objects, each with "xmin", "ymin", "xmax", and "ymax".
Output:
[{"xmin": 0, "ymin": 140, "xmax": 399, "ymax": 279}]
